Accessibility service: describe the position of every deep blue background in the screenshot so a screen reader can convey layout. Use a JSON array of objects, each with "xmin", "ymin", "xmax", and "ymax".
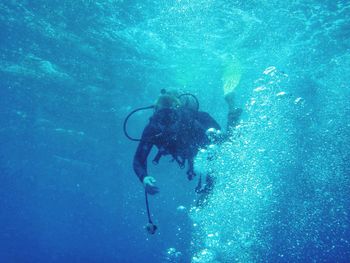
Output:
[{"xmin": 0, "ymin": 1, "xmax": 349, "ymax": 262}]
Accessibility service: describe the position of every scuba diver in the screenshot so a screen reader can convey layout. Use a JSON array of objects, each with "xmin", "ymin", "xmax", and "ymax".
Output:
[
  {"xmin": 134, "ymin": 90, "xmax": 221, "ymax": 194},
  {"xmin": 123, "ymin": 89, "xmax": 241, "ymax": 234}
]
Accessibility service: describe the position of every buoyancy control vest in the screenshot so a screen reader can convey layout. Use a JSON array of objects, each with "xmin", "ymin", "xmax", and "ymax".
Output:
[{"xmin": 148, "ymin": 107, "xmax": 209, "ymax": 170}]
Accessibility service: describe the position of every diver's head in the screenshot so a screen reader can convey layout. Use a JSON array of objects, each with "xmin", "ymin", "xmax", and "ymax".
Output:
[{"xmin": 155, "ymin": 89, "xmax": 181, "ymax": 111}]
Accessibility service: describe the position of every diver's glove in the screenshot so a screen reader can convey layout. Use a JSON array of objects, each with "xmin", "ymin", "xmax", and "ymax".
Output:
[{"xmin": 143, "ymin": 176, "xmax": 159, "ymax": 195}]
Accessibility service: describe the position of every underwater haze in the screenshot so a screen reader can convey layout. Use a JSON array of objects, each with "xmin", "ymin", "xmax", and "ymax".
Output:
[{"xmin": 1, "ymin": 0, "xmax": 349, "ymax": 262}]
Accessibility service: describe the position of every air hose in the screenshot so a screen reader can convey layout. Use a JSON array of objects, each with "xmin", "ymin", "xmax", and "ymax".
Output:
[
  {"xmin": 145, "ymin": 190, "xmax": 157, "ymax": 234},
  {"xmin": 178, "ymin": 93, "xmax": 199, "ymax": 111},
  {"xmin": 123, "ymin": 105, "xmax": 154, "ymax": 141}
]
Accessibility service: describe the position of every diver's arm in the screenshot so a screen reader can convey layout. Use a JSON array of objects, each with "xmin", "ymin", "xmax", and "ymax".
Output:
[
  {"xmin": 133, "ymin": 124, "xmax": 154, "ymax": 182},
  {"xmin": 133, "ymin": 139, "xmax": 153, "ymax": 182},
  {"xmin": 133, "ymin": 139, "xmax": 159, "ymax": 195}
]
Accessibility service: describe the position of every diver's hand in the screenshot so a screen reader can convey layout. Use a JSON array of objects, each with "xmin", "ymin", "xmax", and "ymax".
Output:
[{"xmin": 143, "ymin": 176, "xmax": 159, "ymax": 195}]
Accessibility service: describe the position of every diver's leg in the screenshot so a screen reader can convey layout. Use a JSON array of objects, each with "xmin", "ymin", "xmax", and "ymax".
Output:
[
  {"xmin": 187, "ymin": 158, "xmax": 195, "ymax": 180},
  {"xmin": 195, "ymin": 174, "xmax": 215, "ymax": 207},
  {"xmin": 225, "ymin": 91, "xmax": 242, "ymax": 132},
  {"xmin": 203, "ymin": 174, "xmax": 214, "ymax": 193}
]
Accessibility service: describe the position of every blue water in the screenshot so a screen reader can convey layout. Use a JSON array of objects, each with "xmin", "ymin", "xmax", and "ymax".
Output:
[{"xmin": 1, "ymin": 1, "xmax": 349, "ymax": 262}]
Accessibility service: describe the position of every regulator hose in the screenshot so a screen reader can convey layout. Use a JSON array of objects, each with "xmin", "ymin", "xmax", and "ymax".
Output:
[
  {"xmin": 178, "ymin": 93, "xmax": 200, "ymax": 111},
  {"xmin": 145, "ymin": 190, "xmax": 157, "ymax": 235},
  {"xmin": 123, "ymin": 105, "xmax": 154, "ymax": 141}
]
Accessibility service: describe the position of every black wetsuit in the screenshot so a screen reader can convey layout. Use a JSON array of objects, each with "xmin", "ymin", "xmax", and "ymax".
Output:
[{"xmin": 133, "ymin": 108, "xmax": 220, "ymax": 182}]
